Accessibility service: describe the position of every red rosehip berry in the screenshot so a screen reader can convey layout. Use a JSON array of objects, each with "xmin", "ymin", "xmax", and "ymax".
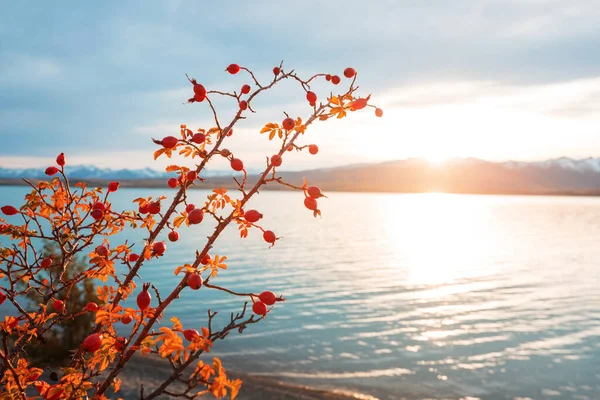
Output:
[
  {"xmin": 239, "ymin": 100, "xmax": 248, "ymax": 110},
  {"xmin": 188, "ymin": 273, "xmax": 203, "ymax": 290},
  {"xmin": 306, "ymin": 91, "xmax": 317, "ymax": 103},
  {"xmin": 304, "ymin": 197, "xmax": 318, "ymax": 210},
  {"xmin": 90, "ymin": 209, "xmax": 103, "ymax": 221},
  {"xmin": 92, "ymin": 202, "xmax": 106, "ymax": 211},
  {"xmin": 375, "ymin": 108, "xmax": 383, "ymax": 117},
  {"xmin": 168, "ymin": 178, "xmax": 178, "ymax": 188},
  {"xmin": 95, "ymin": 245, "xmax": 109, "ymax": 257},
  {"xmin": 168, "ymin": 231, "xmax": 179, "ymax": 242},
  {"xmin": 1, "ymin": 206, "xmax": 18, "ymax": 216},
  {"xmin": 82, "ymin": 333, "xmax": 103, "ymax": 353},
  {"xmin": 56, "ymin": 153, "xmax": 66, "ymax": 167},
  {"xmin": 193, "ymin": 84, "xmax": 206, "ymax": 96},
  {"xmin": 271, "ymin": 155, "xmax": 282, "ymax": 167},
  {"xmin": 115, "ymin": 336, "xmax": 127, "ymax": 351},
  {"xmin": 128, "ymin": 253, "xmax": 139, "ymax": 262},
  {"xmin": 227, "ymin": 63, "xmax": 241, "ymax": 74},
  {"xmin": 309, "ymin": 101, "xmax": 316, "ymax": 107},
  {"xmin": 287, "ymin": 145, "xmax": 293, "ymax": 151},
  {"xmin": 53, "ymin": 299, "xmax": 64, "ymax": 312},
  {"xmin": 331, "ymin": 75, "xmax": 341, "ymax": 85},
  {"xmin": 184, "ymin": 329, "xmax": 200, "ymax": 341},
  {"xmin": 193, "ymin": 93, "xmax": 206, "ymax": 102},
  {"xmin": 344, "ymin": 67, "xmax": 356, "ymax": 78},
  {"xmin": 263, "ymin": 230, "xmax": 276, "ymax": 244},
  {"xmin": 258, "ymin": 291, "xmax": 277, "ymax": 306},
  {"xmin": 308, "ymin": 144, "xmax": 319, "ymax": 155},
  {"xmin": 244, "ymin": 209, "xmax": 262, "ymax": 223},
  {"xmin": 153, "ymin": 241, "xmax": 166, "ymax": 255},
  {"xmin": 325, "ymin": 74, "xmax": 332, "ymax": 81},
  {"xmin": 148, "ymin": 202, "xmax": 161, "ymax": 215},
  {"xmin": 282, "ymin": 117, "xmax": 295, "ymax": 131},
  {"xmin": 231, "ymin": 158, "xmax": 244, "ymax": 171},
  {"xmin": 85, "ymin": 302, "xmax": 99, "ymax": 312},
  {"xmin": 186, "ymin": 171, "xmax": 197, "ymax": 182},
  {"xmin": 186, "ymin": 204, "xmax": 196, "ymax": 213},
  {"xmin": 161, "ymin": 136, "xmax": 178, "ymax": 149},
  {"xmin": 139, "ymin": 203, "xmax": 149, "ymax": 214},
  {"xmin": 0, "ymin": 291, "xmax": 6, "ymax": 305},
  {"xmin": 201, "ymin": 253, "xmax": 211, "ymax": 265},
  {"xmin": 273, "ymin": 67, "xmax": 281, "ymax": 75},
  {"xmin": 40, "ymin": 257, "xmax": 53, "ymax": 269},
  {"xmin": 188, "ymin": 209, "xmax": 204, "ymax": 224},
  {"xmin": 121, "ymin": 315, "xmax": 133, "ymax": 324},
  {"xmin": 192, "ymin": 132, "xmax": 205, "ymax": 144},
  {"xmin": 220, "ymin": 148, "xmax": 231, "ymax": 157},
  {"xmin": 137, "ymin": 283, "xmax": 152, "ymax": 310},
  {"xmin": 307, "ymin": 186, "xmax": 324, "ymax": 199},
  {"xmin": 241, "ymin": 84, "xmax": 251, "ymax": 94},
  {"xmin": 108, "ymin": 181, "xmax": 119, "ymax": 192},
  {"xmin": 252, "ymin": 301, "xmax": 268, "ymax": 316},
  {"xmin": 226, "ymin": 128, "xmax": 234, "ymax": 136},
  {"xmin": 45, "ymin": 166, "xmax": 58, "ymax": 176}
]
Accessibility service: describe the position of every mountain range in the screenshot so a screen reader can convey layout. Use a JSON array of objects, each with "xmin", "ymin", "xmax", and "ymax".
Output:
[{"xmin": 2, "ymin": 157, "xmax": 600, "ymax": 195}]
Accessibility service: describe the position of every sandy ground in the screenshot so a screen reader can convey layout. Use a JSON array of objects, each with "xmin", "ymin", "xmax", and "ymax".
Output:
[
  {"xmin": 30, "ymin": 354, "xmax": 378, "ymax": 400},
  {"xmin": 112, "ymin": 354, "xmax": 378, "ymax": 400}
]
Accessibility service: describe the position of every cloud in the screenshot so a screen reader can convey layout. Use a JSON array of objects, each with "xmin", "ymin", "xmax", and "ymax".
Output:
[
  {"xmin": 0, "ymin": 1, "xmax": 599, "ymax": 169},
  {"xmin": 0, "ymin": 54, "xmax": 62, "ymax": 85}
]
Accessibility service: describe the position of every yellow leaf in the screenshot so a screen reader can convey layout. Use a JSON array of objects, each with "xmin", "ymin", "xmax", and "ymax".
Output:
[
  {"xmin": 113, "ymin": 378, "xmax": 122, "ymax": 394},
  {"xmin": 173, "ymin": 215, "xmax": 186, "ymax": 228},
  {"xmin": 179, "ymin": 147, "xmax": 192, "ymax": 157},
  {"xmin": 170, "ymin": 316, "xmax": 183, "ymax": 331}
]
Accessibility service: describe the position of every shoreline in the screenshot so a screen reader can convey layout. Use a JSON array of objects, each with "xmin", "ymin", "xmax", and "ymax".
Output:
[
  {"xmin": 115, "ymin": 354, "xmax": 380, "ymax": 400},
  {"xmin": 2, "ymin": 179, "xmax": 600, "ymax": 197}
]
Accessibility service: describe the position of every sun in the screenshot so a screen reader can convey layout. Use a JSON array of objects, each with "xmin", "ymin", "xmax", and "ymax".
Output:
[{"xmin": 423, "ymin": 152, "xmax": 449, "ymax": 165}]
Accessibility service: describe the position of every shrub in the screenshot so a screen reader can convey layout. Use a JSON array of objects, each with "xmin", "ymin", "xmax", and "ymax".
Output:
[{"xmin": 0, "ymin": 61, "xmax": 380, "ymax": 399}]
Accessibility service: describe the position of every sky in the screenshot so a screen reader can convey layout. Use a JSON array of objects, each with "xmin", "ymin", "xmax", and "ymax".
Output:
[{"xmin": 1, "ymin": 1, "xmax": 600, "ymax": 171}]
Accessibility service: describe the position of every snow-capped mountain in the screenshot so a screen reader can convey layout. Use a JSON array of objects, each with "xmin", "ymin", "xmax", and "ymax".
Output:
[
  {"xmin": 0, "ymin": 165, "xmax": 168, "ymax": 180},
  {"xmin": 3, "ymin": 158, "xmax": 600, "ymax": 194},
  {"xmin": 503, "ymin": 157, "xmax": 600, "ymax": 173},
  {"xmin": 0, "ymin": 165, "xmax": 262, "ymax": 180}
]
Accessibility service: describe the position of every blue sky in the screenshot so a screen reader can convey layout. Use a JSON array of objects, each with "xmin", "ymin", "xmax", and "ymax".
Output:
[{"xmin": 1, "ymin": 1, "xmax": 600, "ymax": 170}]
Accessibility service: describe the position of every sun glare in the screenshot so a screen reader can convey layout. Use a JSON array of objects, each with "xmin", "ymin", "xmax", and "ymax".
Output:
[
  {"xmin": 382, "ymin": 193, "xmax": 501, "ymax": 288},
  {"xmin": 424, "ymin": 153, "xmax": 448, "ymax": 165}
]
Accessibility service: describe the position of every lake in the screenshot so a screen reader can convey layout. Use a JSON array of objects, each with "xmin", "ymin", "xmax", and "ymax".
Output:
[{"xmin": 1, "ymin": 186, "xmax": 600, "ymax": 400}]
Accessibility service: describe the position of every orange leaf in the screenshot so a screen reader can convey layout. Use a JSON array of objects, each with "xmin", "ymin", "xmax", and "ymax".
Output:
[
  {"xmin": 165, "ymin": 165, "xmax": 181, "ymax": 173},
  {"xmin": 153, "ymin": 148, "xmax": 165, "ymax": 160}
]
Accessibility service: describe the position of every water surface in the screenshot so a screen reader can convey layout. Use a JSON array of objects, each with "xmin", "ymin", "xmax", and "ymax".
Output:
[{"xmin": 1, "ymin": 186, "xmax": 600, "ymax": 399}]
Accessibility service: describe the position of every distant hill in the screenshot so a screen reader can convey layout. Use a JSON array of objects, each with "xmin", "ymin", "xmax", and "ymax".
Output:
[
  {"xmin": 272, "ymin": 157, "xmax": 600, "ymax": 195},
  {"xmin": 3, "ymin": 158, "xmax": 600, "ymax": 195},
  {"xmin": 0, "ymin": 165, "xmax": 252, "ymax": 180}
]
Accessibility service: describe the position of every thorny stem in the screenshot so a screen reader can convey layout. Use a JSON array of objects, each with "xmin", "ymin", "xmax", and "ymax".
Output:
[
  {"xmin": 95, "ymin": 73, "xmax": 327, "ymax": 396},
  {"xmin": 0, "ymin": 62, "xmax": 368, "ymax": 398}
]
